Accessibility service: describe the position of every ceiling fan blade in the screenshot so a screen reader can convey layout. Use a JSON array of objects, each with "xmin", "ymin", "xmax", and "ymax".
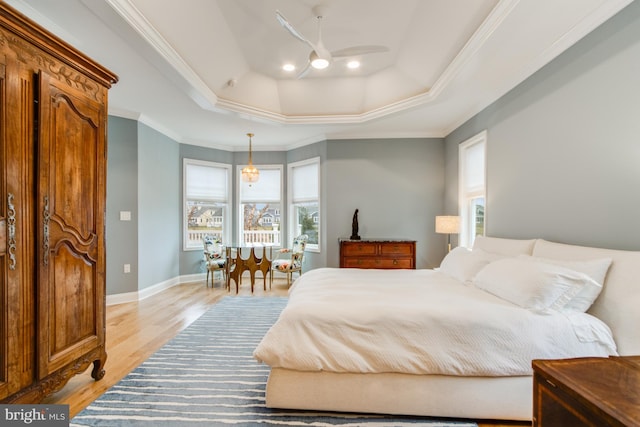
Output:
[
  {"xmin": 276, "ymin": 10, "xmax": 316, "ymax": 51},
  {"xmin": 331, "ymin": 45, "xmax": 389, "ymax": 58},
  {"xmin": 296, "ymin": 62, "xmax": 312, "ymax": 79},
  {"xmin": 310, "ymin": 15, "xmax": 331, "ymax": 62}
]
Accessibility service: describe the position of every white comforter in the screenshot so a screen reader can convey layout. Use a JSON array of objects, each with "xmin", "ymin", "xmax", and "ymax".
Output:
[{"xmin": 253, "ymin": 268, "xmax": 617, "ymax": 376}]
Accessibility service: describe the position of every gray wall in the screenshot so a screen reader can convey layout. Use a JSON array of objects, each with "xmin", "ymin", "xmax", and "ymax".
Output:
[
  {"xmin": 326, "ymin": 138, "xmax": 445, "ymax": 269},
  {"xmin": 106, "ymin": 118, "xmax": 181, "ymax": 295},
  {"xmin": 106, "ymin": 116, "xmax": 182, "ymax": 295},
  {"xmin": 106, "ymin": 117, "xmax": 138, "ymax": 295},
  {"xmin": 445, "ymin": 0, "xmax": 640, "ymax": 251},
  {"xmin": 137, "ymin": 123, "xmax": 181, "ymax": 289}
]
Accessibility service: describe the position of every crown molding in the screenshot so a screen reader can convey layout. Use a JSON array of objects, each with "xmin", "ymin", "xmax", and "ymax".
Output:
[{"xmin": 105, "ymin": 0, "xmax": 219, "ymax": 110}]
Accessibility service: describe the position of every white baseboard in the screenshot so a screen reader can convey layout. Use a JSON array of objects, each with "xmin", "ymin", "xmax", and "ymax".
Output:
[{"xmin": 106, "ymin": 273, "xmax": 207, "ymax": 306}]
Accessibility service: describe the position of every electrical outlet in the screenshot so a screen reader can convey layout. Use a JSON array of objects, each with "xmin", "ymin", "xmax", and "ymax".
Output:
[{"xmin": 123, "ymin": 264, "xmax": 131, "ymax": 273}]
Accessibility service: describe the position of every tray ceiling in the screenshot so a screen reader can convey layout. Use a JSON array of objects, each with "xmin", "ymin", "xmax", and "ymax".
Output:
[{"xmin": 5, "ymin": 0, "xmax": 633, "ymax": 149}]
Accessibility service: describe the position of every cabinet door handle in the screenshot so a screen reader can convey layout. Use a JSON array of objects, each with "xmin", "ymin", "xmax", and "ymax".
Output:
[
  {"xmin": 43, "ymin": 195, "xmax": 50, "ymax": 265},
  {"xmin": 7, "ymin": 193, "xmax": 16, "ymax": 270}
]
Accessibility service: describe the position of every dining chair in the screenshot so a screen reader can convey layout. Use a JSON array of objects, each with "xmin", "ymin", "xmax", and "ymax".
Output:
[
  {"xmin": 202, "ymin": 235, "xmax": 227, "ymax": 288},
  {"xmin": 270, "ymin": 234, "xmax": 308, "ymax": 288}
]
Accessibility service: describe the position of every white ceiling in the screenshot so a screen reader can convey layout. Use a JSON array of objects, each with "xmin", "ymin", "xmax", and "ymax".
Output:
[{"xmin": 5, "ymin": 0, "xmax": 633, "ymax": 150}]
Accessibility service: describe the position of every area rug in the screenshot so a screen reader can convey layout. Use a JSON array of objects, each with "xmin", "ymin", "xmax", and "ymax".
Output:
[{"xmin": 71, "ymin": 296, "xmax": 477, "ymax": 426}]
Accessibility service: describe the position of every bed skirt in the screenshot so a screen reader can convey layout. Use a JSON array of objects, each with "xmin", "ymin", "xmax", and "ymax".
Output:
[{"xmin": 265, "ymin": 368, "xmax": 532, "ymax": 421}]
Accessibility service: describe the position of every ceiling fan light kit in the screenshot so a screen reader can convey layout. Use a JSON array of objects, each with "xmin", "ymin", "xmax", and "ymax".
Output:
[
  {"xmin": 310, "ymin": 52, "xmax": 329, "ymax": 69},
  {"xmin": 276, "ymin": 6, "xmax": 388, "ymax": 78}
]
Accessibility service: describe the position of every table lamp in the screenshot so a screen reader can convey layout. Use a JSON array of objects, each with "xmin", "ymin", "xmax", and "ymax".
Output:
[{"xmin": 435, "ymin": 215, "xmax": 460, "ymax": 252}]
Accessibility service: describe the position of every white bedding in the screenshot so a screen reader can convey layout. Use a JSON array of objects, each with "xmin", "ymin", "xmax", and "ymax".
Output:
[{"xmin": 253, "ymin": 267, "xmax": 617, "ymax": 377}]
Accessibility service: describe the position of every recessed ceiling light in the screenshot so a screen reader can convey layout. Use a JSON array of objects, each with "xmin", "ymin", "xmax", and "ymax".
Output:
[
  {"xmin": 347, "ymin": 60, "xmax": 360, "ymax": 69},
  {"xmin": 282, "ymin": 63, "xmax": 296, "ymax": 72}
]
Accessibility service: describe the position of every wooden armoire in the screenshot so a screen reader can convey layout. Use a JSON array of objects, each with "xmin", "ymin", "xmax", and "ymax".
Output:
[{"xmin": 0, "ymin": 3, "xmax": 117, "ymax": 402}]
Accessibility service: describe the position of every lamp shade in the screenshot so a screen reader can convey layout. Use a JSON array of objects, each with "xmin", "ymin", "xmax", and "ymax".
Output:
[{"xmin": 435, "ymin": 216, "xmax": 460, "ymax": 234}]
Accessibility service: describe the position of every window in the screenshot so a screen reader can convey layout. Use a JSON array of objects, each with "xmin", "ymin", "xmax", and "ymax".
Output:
[
  {"xmin": 238, "ymin": 165, "xmax": 282, "ymax": 247},
  {"xmin": 288, "ymin": 158, "xmax": 320, "ymax": 251},
  {"xmin": 458, "ymin": 131, "xmax": 486, "ymax": 248},
  {"xmin": 183, "ymin": 159, "xmax": 231, "ymax": 250}
]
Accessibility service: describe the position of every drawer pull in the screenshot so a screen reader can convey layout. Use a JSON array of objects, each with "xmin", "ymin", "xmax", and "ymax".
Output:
[
  {"xmin": 546, "ymin": 379, "xmax": 557, "ymax": 388},
  {"xmin": 393, "ymin": 259, "xmax": 398, "ymax": 265}
]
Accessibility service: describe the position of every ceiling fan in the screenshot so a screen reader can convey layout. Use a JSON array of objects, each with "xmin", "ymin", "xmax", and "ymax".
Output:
[{"xmin": 276, "ymin": 6, "xmax": 389, "ymax": 78}]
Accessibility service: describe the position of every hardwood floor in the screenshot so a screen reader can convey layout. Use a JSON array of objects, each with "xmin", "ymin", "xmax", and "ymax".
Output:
[{"xmin": 43, "ymin": 273, "xmax": 530, "ymax": 427}]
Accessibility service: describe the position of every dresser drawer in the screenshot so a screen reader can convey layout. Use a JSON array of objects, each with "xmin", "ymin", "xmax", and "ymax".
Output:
[
  {"xmin": 379, "ymin": 243, "xmax": 414, "ymax": 256},
  {"xmin": 343, "ymin": 258, "xmax": 378, "ymax": 268},
  {"xmin": 343, "ymin": 258, "xmax": 412, "ymax": 268},
  {"xmin": 341, "ymin": 242, "xmax": 377, "ymax": 256}
]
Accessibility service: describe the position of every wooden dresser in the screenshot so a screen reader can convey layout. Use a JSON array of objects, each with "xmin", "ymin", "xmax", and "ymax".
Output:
[
  {"xmin": 532, "ymin": 356, "xmax": 640, "ymax": 427},
  {"xmin": 339, "ymin": 239, "xmax": 416, "ymax": 269}
]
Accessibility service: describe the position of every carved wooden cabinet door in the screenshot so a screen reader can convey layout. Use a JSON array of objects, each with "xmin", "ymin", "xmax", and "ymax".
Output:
[
  {"xmin": 0, "ymin": 56, "xmax": 36, "ymax": 400},
  {"xmin": 36, "ymin": 72, "xmax": 107, "ymax": 382}
]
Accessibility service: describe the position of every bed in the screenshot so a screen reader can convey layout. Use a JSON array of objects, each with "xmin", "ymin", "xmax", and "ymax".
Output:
[{"xmin": 253, "ymin": 237, "xmax": 640, "ymax": 421}]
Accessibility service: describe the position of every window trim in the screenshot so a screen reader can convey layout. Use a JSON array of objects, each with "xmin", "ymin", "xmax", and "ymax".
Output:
[
  {"xmin": 183, "ymin": 158, "xmax": 232, "ymax": 251},
  {"xmin": 458, "ymin": 130, "xmax": 487, "ymax": 248},
  {"xmin": 288, "ymin": 157, "xmax": 321, "ymax": 253}
]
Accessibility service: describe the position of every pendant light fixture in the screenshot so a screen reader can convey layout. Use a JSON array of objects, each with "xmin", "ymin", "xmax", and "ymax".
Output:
[{"xmin": 241, "ymin": 133, "xmax": 259, "ymax": 184}]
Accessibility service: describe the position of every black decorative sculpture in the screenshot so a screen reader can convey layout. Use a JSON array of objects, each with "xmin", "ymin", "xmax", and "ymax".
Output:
[{"xmin": 350, "ymin": 209, "xmax": 361, "ymax": 240}]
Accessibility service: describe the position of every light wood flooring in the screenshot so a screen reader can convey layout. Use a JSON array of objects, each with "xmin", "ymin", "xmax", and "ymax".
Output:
[{"xmin": 43, "ymin": 273, "xmax": 530, "ymax": 427}]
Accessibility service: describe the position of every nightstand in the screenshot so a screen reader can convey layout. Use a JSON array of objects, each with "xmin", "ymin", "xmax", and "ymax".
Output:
[{"xmin": 532, "ymin": 356, "xmax": 640, "ymax": 426}]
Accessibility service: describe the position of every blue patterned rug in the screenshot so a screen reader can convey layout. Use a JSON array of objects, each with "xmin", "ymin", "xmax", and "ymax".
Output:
[{"xmin": 71, "ymin": 296, "xmax": 477, "ymax": 426}]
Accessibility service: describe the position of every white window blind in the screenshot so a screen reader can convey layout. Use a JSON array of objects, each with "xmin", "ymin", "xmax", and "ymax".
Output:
[
  {"xmin": 186, "ymin": 163, "xmax": 228, "ymax": 200},
  {"xmin": 464, "ymin": 141, "xmax": 485, "ymax": 194},
  {"xmin": 291, "ymin": 162, "xmax": 319, "ymax": 202}
]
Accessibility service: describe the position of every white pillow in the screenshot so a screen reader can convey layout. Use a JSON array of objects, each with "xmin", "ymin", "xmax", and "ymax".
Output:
[
  {"xmin": 473, "ymin": 258, "xmax": 600, "ymax": 313},
  {"xmin": 518, "ymin": 255, "xmax": 611, "ymax": 285},
  {"xmin": 562, "ymin": 279, "xmax": 603, "ymax": 312},
  {"xmin": 439, "ymin": 247, "xmax": 502, "ymax": 284},
  {"xmin": 516, "ymin": 255, "xmax": 610, "ymax": 312}
]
